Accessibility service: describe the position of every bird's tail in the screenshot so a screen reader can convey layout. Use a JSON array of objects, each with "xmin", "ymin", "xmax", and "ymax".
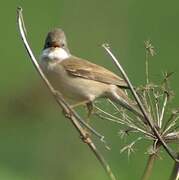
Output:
[{"xmin": 109, "ymin": 88, "xmax": 144, "ymax": 120}]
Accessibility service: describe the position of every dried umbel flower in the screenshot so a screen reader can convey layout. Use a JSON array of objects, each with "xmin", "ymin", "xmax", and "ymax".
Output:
[
  {"xmin": 95, "ymin": 42, "xmax": 179, "ymax": 159},
  {"xmin": 144, "ymin": 40, "xmax": 156, "ymax": 57}
]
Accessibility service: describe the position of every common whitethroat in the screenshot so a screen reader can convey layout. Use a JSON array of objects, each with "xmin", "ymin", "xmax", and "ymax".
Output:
[{"xmin": 40, "ymin": 28, "xmax": 143, "ymax": 118}]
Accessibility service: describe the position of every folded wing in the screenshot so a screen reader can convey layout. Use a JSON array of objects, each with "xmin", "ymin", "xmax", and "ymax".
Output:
[{"xmin": 60, "ymin": 56, "xmax": 128, "ymax": 88}]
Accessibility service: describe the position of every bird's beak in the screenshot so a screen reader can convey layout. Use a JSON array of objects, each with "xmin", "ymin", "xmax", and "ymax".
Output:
[{"xmin": 51, "ymin": 41, "xmax": 60, "ymax": 48}]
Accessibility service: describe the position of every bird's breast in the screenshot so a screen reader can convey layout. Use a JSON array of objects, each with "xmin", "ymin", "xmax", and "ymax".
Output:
[{"xmin": 41, "ymin": 62, "xmax": 110, "ymax": 103}]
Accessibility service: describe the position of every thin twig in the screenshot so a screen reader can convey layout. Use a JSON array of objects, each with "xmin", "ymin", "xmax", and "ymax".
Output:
[
  {"xmin": 141, "ymin": 150, "xmax": 159, "ymax": 180},
  {"xmin": 162, "ymin": 117, "xmax": 179, "ymax": 135},
  {"xmin": 17, "ymin": 7, "xmax": 116, "ymax": 180},
  {"xmin": 102, "ymin": 43, "xmax": 179, "ymax": 162},
  {"xmin": 145, "ymin": 90, "xmax": 156, "ymax": 122},
  {"xmin": 169, "ymin": 153, "xmax": 179, "ymax": 180},
  {"xmin": 145, "ymin": 51, "xmax": 149, "ymax": 84},
  {"xmin": 95, "ymin": 105, "xmax": 154, "ymax": 139},
  {"xmin": 142, "ymin": 154, "xmax": 155, "ymax": 180},
  {"xmin": 163, "ymin": 114, "xmax": 176, "ymax": 133},
  {"xmin": 107, "ymin": 99, "xmax": 148, "ymax": 129},
  {"xmin": 155, "ymin": 99, "xmax": 160, "ymax": 126},
  {"xmin": 159, "ymin": 94, "xmax": 168, "ymax": 128}
]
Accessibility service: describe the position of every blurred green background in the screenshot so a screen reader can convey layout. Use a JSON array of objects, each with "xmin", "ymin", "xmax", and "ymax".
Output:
[{"xmin": 1, "ymin": 0, "xmax": 179, "ymax": 179}]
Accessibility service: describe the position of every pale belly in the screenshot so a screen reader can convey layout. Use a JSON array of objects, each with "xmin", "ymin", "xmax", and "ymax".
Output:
[{"xmin": 45, "ymin": 65, "xmax": 110, "ymax": 104}]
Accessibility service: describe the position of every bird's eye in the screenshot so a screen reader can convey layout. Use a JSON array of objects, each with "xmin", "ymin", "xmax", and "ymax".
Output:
[
  {"xmin": 61, "ymin": 43, "xmax": 65, "ymax": 47},
  {"xmin": 44, "ymin": 42, "xmax": 51, "ymax": 48}
]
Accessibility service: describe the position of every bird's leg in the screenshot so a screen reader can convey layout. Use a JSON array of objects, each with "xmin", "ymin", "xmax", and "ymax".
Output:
[
  {"xmin": 71, "ymin": 101, "xmax": 94, "ymax": 134},
  {"xmin": 70, "ymin": 100, "xmax": 91, "ymax": 109},
  {"xmin": 86, "ymin": 102, "xmax": 94, "ymax": 121},
  {"xmin": 70, "ymin": 101, "xmax": 94, "ymax": 135},
  {"xmin": 80, "ymin": 102, "xmax": 93, "ymax": 137},
  {"xmin": 70, "ymin": 100, "xmax": 93, "ymax": 122},
  {"xmin": 70, "ymin": 100, "xmax": 94, "ymax": 120}
]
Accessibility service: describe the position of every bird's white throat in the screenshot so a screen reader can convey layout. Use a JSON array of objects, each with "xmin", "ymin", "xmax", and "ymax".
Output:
[{"xmin": 41, "ymin": 47, "xmax": 70, "ymax": 62}]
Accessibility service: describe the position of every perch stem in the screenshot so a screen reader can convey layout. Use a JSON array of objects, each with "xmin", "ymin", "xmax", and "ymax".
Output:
[{"xmin": 17, "ymin": 7, "xmax": 116, "ymax": 180}]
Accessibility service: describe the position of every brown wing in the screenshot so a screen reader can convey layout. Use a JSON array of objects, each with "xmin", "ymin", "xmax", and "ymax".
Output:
[{"xmin": 60, "ymin": 56, "xmax": 128, "ymax": 88}]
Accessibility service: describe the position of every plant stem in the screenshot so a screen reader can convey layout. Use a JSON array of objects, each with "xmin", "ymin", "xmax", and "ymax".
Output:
[
  {"xmin": 142, "ymin": 142, "xmax": 160, "ymax": 180},
  {"xmin": 170, "ymin": 153, "xmax": 179, "ymax": 180},
  {"xmin": 145, "ymin": 51, "xmax": 149, "ymax": 84},
  {"xmin": 141, "ymin": 153, "xmax": 157, "ymax": 180},
  {"xmin": 17, "ymin": 7, "xmax": 116, "ymax": 180}
]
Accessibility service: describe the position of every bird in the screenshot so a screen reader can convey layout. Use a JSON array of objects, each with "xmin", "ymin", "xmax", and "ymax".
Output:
[{"xmin": 40, "ymin": 28, "xmax": 143, "ymax": 119}]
